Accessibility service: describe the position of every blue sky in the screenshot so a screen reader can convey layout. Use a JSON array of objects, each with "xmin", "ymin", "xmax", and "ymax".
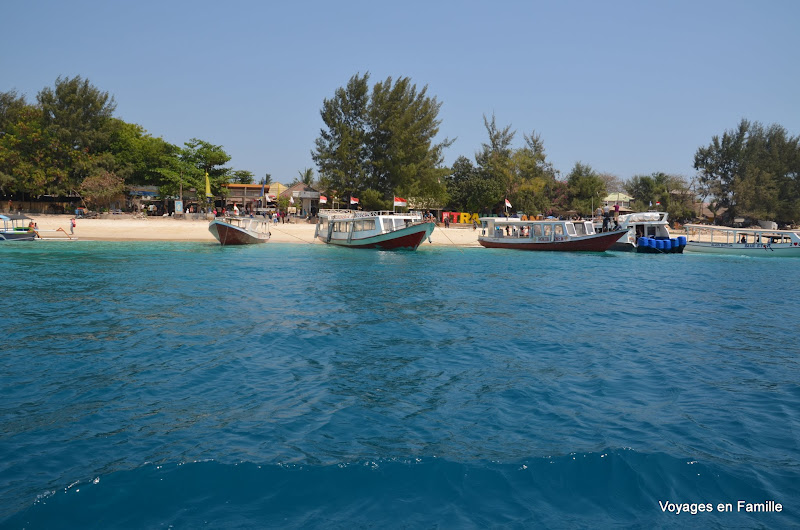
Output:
[{"xmin": 3, "ymin": 0, "xmax": 798, "ymax": 185}]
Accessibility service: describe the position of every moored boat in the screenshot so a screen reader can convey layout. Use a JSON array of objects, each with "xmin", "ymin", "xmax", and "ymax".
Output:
[
  {"xmin": 597, "ymin": 211, "xmax": 686, "ymax": 253},
  {"xmin": 1, "ymin": 214, "xmax": 37, "ymax": 241},
  {"xmin": 683, "ymin": 224, "xmax": 800, "ymax": 257},
  {"xmin": 478, "ymin": 217, "xmax": 624, "ymax": 251},
  {"xmin": 209, "ymin": 216, "xmax": 271, "ymax": 245},
  {"xmin": 314, "ymin": 210, "xmax": 434, "ymax": 250}
]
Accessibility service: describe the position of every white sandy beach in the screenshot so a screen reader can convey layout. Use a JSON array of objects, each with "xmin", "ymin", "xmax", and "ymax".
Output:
[{"xmin": 27, "ymin": 214, "xmax": 484, "ymax": 247}]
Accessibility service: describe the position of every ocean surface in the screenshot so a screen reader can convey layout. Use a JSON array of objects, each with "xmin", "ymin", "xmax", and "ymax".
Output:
[{"xmin": 1, "ymin": 240, "xmax": 798, "ymax": 528}]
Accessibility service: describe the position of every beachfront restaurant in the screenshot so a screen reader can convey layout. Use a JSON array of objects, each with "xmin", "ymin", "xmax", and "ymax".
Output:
[{"xmin": 221, "ymin": 183, "xmax": 279, "ymax": 214}]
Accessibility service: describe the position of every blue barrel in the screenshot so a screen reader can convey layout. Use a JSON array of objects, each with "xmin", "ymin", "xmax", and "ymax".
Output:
[
  {"xmin": 638, "ymin": 237, "xmax": 649, "ymax": 248},
  {"xmin": 676, "ymin": 236, "xmax": 686, "ymax": 247},
  {"xmin": 663, "ymin": 239, "xmax": 673, "ymax": 251}
]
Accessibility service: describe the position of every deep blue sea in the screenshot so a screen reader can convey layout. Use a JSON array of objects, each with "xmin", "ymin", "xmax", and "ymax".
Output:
[{"xmin": 1, "ymin": 241, "xmax": 799, "ymax": 528}]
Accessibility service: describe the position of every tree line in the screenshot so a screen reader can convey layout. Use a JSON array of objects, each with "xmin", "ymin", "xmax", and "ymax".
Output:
[
  {"xmin": 3, "ymin": 75, "xmax": 798, "ymax": 223},
  {"xmin": 0, "ymin": 76, "xmax": 245, "ymax": 210}
]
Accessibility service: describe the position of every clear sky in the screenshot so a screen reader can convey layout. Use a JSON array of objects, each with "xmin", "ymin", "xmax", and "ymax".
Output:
[{"xmin": 2, "ymin": 0, "xmax": 798, "ymax": 185}]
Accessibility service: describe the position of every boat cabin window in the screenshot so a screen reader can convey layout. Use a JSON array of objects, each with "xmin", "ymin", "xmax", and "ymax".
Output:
[
  {"xmin": 554, "ymin": 225, "xmax": 564, "ymax": 236},
  {"xmin": 543, "ymin": 225, "xmax": 552, "ymax": 237},
  {"xmin": 565, "ymin": 223, "xmax": 577, "ymax": 236},
  {"xmin": 532, "ymin": 225, "xmax": 543, "ymax": 237}
]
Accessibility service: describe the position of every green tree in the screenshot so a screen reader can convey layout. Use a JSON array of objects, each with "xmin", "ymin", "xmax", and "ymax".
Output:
[
  {"xmin": 312, "ymin": 73, "xmax": 451, "ymax": 204},
  {"xmin": 476, "ymin": 114, "xmax": 515, "ymax": 196},
  {"xmin": 230, "ymin": 170, "xmax": 254, "ymax": 184},
  {"xmin": 298, "ymin": 167, "xmax": 314, "ymax": 185},
  {"xmin": 366, "ymin": 76, "xmax": 451, "ymax": 201},
  {"xmin": 360, "ymin": 188, "xmax": 389, "ymax": 211},
  {"xmin": 178, "ymin": 138, "xmax": 231, "ymax": 201},
  {"xmin": 312, "ymin": 73, "xmax": 370, "ymax": 197},
  {"xmin": 566, "ymin": 162, "xmax": 606, "ymax": 215},
  {"xmin": 694, "ymin": 119, "xmax": 800, "ymax": 223}
]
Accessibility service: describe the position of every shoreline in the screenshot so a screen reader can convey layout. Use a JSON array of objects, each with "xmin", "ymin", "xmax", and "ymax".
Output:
[{"xmin": 25, "ymin": 214, "xmax": 485, "ymax": 247}]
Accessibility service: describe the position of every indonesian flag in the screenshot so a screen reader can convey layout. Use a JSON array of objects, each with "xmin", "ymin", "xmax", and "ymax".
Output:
[
  {"xmin": 505, "ymin": 198, "xmax": 512, "ymax": 209},
  {"xmin": 319, "ymin": 195, "xmax": 327, "ymax": 204},
  {"xmin": 350, "ymin": 197, "xmax": 359, "ymax": 205},
  {"xmin": 393, "ymin": 196, "xmax": 407, "ymax": 207}
]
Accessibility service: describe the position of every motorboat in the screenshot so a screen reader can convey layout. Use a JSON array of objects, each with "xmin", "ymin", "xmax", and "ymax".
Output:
[
  {"xmin": 478, "ymin": 217, "xmax": 624, "ymax": 251},
  {"xmin": 314, "ymin": 210, "xmax": 434, "ymax": 250},
  {"xmin": 595, "ymin": 211, "xmax": 686, "ymax": 253},
  {"xmin": 209, "ymin": 216, "xmax": 271, "ymax": 245},
  {"xmin": 683, "ymin": 224, "xmax": 800, "ymax": 257}
]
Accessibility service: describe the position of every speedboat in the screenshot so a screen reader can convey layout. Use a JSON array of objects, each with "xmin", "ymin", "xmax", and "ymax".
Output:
[
  {"xmin": 478, "ymin": 217, "xmax": 624, "ymax": 251},
  {"xmin": 683, "ymin": 224, "xmax": 800, "ymax": 257},
  {"xmin": 315, "ymin": 210, "xmax": 434, "ymax": 250},
  {"xmin": 209, "ymin": 216, "xmax": 271, "ymax": 245}
]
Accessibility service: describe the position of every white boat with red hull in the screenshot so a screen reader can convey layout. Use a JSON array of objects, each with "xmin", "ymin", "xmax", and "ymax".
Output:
[
  {"xmin": 478, "ymin": 217, "xmax": 625, "ymax": 251},
  {"xmin": 315, "ymin": 210, "xmax": 434, "ymax": 250},
  {"xmin": 209, "ymin": 216, "xmax": 271, "ymax": 245}
]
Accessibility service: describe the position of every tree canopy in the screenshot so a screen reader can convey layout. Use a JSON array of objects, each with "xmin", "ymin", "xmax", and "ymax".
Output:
[
  {"xmin": 0, "ymin": 77, "xmax": 243, "ymax": 206},
  {"xmin": 694, "ymin": 119, "xmax": 800, "ymax": 223},
  {"xmin": 312, "ymin": 73, "xmax": 452, "ymax": 205}
]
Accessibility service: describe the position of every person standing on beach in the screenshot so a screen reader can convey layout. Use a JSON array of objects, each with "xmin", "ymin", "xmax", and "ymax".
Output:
[{"xmin": 70, "ymin": 218, "xmax": 76, "ymax": 234}]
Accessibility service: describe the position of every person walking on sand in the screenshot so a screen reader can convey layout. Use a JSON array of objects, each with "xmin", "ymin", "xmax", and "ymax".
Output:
[{"xmin": 70, "ymin": 218, "xmax": 76, "ymax": 234}]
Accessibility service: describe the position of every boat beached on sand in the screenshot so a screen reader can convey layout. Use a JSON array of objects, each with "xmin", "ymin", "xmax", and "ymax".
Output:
[
  {"xmin": 1, "ymin": 214, "xmax": 38, "ymax": 241},
  {"xmin": 478, "ymin": 217, "xmax": 625, "ymax": 251},
  {"xmin": 683, "ymin": 224, "xmax": 800, "ymax": 257},
  {"xmin": 1, "ymin": 213, "xmax": 76, "ymax": 241},
  {"xmin": 209, "ymin": 216, "xmax": 271, "ymax": 245},
  {"xmin": 315, "ymin": 210, "xmax": 434, "ymax": 250}
]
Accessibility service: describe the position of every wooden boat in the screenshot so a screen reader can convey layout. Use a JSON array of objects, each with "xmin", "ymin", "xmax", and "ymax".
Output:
[
  {"xmin": 209, "ymin": 216, "xmax": 271, "ymax": 245},
  {"xmin": 314, "ymin": 210, "xmax": 434, "ymax": 250},
  {"xmin": 478, "ymin": 217, "xmax": 625, "ymax": 251},
  {"xmin": 683, "ymin": 224, "xmax": 800, "ymax": 257},
  {"xmin": 1, "ymin": 214, "xmax": 37, "ymax": 241},
  {"xmin": 594, "ymin": 211, "xmax": 686, "ymax": 253}
]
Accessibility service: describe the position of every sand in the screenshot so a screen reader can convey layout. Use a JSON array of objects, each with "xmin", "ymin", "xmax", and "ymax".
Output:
[{"xmin": 27, "ymin": 214, "xmax": 483, "ymax": 247}]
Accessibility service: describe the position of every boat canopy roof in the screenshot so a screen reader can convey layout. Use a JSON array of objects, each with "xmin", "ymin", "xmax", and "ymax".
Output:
[
  {"xmin": 684, "ymin": 224, "xmax": 799, "ymax": 235},
  {"xmin": 0, "ymin": 213, "xmax": 32, "ymax": 221},
  {"xmin": 319, "ymin": 210, "xmax": 422, "ymax": 220}
]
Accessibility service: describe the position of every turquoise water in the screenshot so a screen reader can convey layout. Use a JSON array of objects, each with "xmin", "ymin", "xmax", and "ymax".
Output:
[{"xmin": 1, "ymin": 242, "xmax": 798, "ymax": 528}]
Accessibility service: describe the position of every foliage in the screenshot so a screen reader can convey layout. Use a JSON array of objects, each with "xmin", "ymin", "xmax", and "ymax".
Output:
[
  {"xmin": 694, "ymin": 119, "xmax": 800, "ymax": 223},
  {"xmin": 230, "ymin": 170, "xmax": 254, "ymax": 184},
  {"xmin": 359, "ymin": 188, "xmax": 390, "ymax": 211},
  {"xmin": 566, "ymin": 162, "xmax": 606, "ymax": 215},
  {"xmin": 312, "ymin": 73, "xmax": 451, "ymax": 204},
  {"xmin": 625, "ymin": 172, "xmax": 694, "ymax": 221},
  {"xmin": 79, "ymin": 171, "xmax": 126, "ymax": 209},
  {"xmin": 448, "ymin": 116, "xmax": 559, "ymax": 215}
]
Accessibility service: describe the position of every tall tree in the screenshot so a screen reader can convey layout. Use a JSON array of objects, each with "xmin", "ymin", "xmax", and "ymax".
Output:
[
  {"xmin": 312, "ymin": 73, "xmax": 370, "ymax": 197},
  {"xmin": 566, "ymin": 162, "xmax": 606, "ymax": 215},
  {"xmin": 312, "ymin": 73, "xmax": 451, "ymax": 204},
  {"xmin": 366, "ymin": 76, "xmax": 451, "ymax": 201},
  {"xmin": 475, "ymin": 114, "xmax": 515, "ymax": 197},
  {"xmin": 694, "ymin": 119, "xmax": 800, "ymax": 223}
]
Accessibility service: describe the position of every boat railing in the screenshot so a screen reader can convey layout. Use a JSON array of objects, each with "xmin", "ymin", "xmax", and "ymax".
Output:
[{"xmin": 319, "ymin": 210, "xmax": 423, "ymax": 221}]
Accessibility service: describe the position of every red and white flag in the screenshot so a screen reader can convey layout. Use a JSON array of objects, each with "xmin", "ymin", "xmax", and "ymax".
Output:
[
  {"xmin": 350, "ymin": 197, "xmax": 359, "ymax": 205},
  {"xmin": 505, "ymin": 198, "xmax": 512, "ymax": 209},
  {"xmin": 393, "ymin": 196, "xmax": 407, "ymax": 207},
  {"xmin": 319, "ymin": 195, "xmax": 327, "ymax": 204}
]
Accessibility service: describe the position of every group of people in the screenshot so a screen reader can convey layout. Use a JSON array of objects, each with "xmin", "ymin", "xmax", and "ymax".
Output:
[{"xmin": 596, "ymin": 204, "xmax": 621, "ymax": 232}]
